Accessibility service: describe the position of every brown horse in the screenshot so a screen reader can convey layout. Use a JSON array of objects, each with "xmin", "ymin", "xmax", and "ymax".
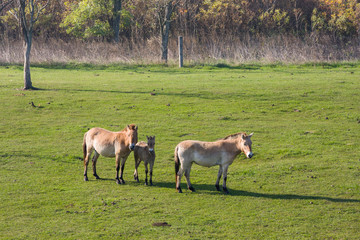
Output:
[
  {"xmin": 83, "ymin": 124, "xmax": 138, "ymax": 184},
  {"xmin": 133, "ymin": 136, "xmax": 156, "ymax": 186},
  {"xmin": 174, "ymin": 132, "xmax": 253, "ymax": 194}
]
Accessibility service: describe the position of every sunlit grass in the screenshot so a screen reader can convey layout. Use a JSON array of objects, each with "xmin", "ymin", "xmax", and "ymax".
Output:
[{"xmin": 0, "ymin": 63, "xmax": 359, "ymax": 239}]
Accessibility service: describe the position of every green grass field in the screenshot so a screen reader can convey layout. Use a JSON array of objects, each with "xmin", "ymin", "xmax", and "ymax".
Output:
[{"xmin": 0, "ymin": 63, "xmax": 359, "ymax": 239}]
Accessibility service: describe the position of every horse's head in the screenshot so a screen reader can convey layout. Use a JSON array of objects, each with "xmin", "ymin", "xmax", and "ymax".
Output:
[
  {"xmin": 146, "ymin": 136, "xmax": 155, "ymax": 152},
  {"xmin": 126, "ymin": 124, "xmax": 138, "ymax": 151},
  {"xmin": 240, "ymin": 133, "xmax": 253, "ymax": 158}
]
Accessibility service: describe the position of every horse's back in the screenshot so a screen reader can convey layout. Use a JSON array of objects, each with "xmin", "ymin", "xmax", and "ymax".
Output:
[
  {"xmin": 177, "ymin": 140, "xmax": 220, "ymax": 152},
  {"xmin": 87, "ymin": 127, "xmax": 114, "ymax": 135},
  {"xmin": 136, "ymin": 141, "xmax": 147, "ymax": 147},
  {"xmin": 135, "ymin": 141, "xmax": 148, "ymax": 161},
  {"xmin": 86, "ymin": 127, "xmax": 115, "ymax": 143},
  {"xmin": 135, "ymin": 141, "xmax": 147, "ymax": 154}
]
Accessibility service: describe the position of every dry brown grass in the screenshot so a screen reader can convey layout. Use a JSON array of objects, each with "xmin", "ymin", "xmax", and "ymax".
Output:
[{"xmin": 1, "ymin": 35, "xmax": 359, "ymax": 65}]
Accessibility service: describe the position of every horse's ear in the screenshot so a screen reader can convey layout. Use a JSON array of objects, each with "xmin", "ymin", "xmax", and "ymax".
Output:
[
  {"xmin": 127, "ymin": 125, "xmax": 130, "ymax": 130},
  {"xmin": 249, "ymin": 133, "xmax": 254, "ymax": 137},
  {"xmin": 146, "ymin": 135, "xmax": 149, "ymax": 139},
  {"xmin": 242, "ymin": 134, "xmax": 246, "ymax": 140},
  {"xmin": 135, "ymin": 126, "xmax": 138, "ymax": 131}
]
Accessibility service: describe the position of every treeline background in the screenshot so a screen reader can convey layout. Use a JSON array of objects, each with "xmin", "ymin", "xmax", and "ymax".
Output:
[{"xmin": 1, "ymin": 0, "xmax": 360, "ymax": 64}]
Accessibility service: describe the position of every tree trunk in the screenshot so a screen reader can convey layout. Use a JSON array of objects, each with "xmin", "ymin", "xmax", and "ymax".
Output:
[
  {"xmin": 161, "ymin": 24, "xmax": 169, "ymax": 62},
  {"xmin": 23, "ymin": 39, "xmax": 32, "ymax": 90},
  {"xmin": 18, "ymin": 0, "xmax": 34, "ymax": 90},
  {"xmin": 112, "ymin": 0, "xmax": 121, "ymax": 43},
  {"xmin": 161, "ymin": 1, "xmax": 173, "ymax": 63},
  {"xmin": 16, "ymin": 0, "xmax": 48, "ymax": 90}
]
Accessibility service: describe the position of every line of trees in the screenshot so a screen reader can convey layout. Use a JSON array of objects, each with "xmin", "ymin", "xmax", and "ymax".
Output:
[
  {"xmin": 1, "ymin": 0, "xmax": 359, "ymax": 89},
  {"xmin": 2, "ymin": 0, "xmax": 360, "ymax": 42}
]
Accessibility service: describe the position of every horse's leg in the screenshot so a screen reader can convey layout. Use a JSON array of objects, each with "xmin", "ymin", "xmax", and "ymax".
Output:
[
  {"xmin": 84, "ymin": 148, "xmax": 93, "ymax": 181},
  {"xmin": 134, "ymin": 162, "xmax": 141, "ymax": 182},
  {"xmin": 92, "ymin": 151, "xmax": 100, "ymax": 179},
  {"xmin": 215, "ymin": 166, "xmax": 223, "ymax": 191},
  {"xmin": 149, "ymin": 161, "xmax": 154, "ymax": 186},
  {"xmin": 115, "ymin": 154, "xmax": 121, "ymax": 184},
  {"xmin": 144, "ymin": 161, "xmax": 149, "ymax": 186},
  {"xmin": 176, "ymin": 168, "xmax": 184, "ymax": 193},
  {"xmin": 184, "ymin": 167, "xmax": 195, "ymax": 192},
  {"xmin": 119, "ymin": 157, "xmax": 127, "ymax": 184},
  {"xmin": 222, "ymin": 165, "xmax": 230, "ymax": 194},
  {"xmin": 133, "ymin": 154, "xmax": 140, "ymax": 182}
]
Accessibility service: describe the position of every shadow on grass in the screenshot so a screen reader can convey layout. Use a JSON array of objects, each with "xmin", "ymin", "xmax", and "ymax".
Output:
[
  {"xmin": 153, "ymin": 181, "xmax": 360, "ymax": 203},
  {"xmin": 31, "ymin": 87, "xmax": 247, "ymax": 101},
  {"xmin": 3, "ymin": 151, "xmax": 358, "ymax": 204}
]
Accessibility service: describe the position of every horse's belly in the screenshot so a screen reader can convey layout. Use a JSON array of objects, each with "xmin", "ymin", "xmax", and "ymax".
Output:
[
  {"xmin": 94, "ymin": 144, "xmax": 115, "ymax": 157},
  {"xmin": 193, "ymin": 152, "xmax": 219, "ymax": 167}
]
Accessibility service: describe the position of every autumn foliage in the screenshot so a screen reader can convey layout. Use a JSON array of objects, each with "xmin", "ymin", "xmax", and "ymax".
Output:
[
  {"xmin": 0, "ymin": 0, "xmax": 359, "ymax": 64},
  {"xmin": 0, "ymin": 0, "xmax": 359, "ymax": 42}
]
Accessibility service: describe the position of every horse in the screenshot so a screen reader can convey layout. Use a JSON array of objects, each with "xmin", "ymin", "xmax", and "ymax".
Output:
[
  {"xmin": 82, "ymin": 124, "xmax": 138, "ymax": 184},
  {"xmin": 174, "ymin": 132, "xmax": 254, "ymax": 194},
  {"xmin": 133, "ymin": 136, "xmax": 156, "ymax": 186}
]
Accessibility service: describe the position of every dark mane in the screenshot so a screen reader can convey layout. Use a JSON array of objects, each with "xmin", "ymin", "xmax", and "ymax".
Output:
[
  {"xmin": 222, "ymin": 132, "xmax": 246, "ymax": 140},
  {"xmin": 123, "ymin": 124, "xmax": 137, "ymax": 131}
]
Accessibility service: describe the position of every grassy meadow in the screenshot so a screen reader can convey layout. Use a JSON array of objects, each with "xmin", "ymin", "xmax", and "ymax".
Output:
[{"xmin": 0, "ymin": 63, "xmax": 359, "ymax": 239}]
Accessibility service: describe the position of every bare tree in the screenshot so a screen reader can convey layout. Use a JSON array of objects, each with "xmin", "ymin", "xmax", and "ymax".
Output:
[
  {"xmin": 10, "ymin": 0, "xmax": 49, "ymax": 90},
  {"xmin": 112, "ymin": 0, "xmax": 121, "ymax": 43},
  {"xmin": 155, "ymin": 0, "xmax": 178, "ymax": 63},
  {"xmin": 0, "ymin": 0, "xmax": 13, "ymax": 12}
]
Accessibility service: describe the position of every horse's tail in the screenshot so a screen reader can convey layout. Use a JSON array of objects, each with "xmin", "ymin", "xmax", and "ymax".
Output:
[
  {"xmin": 174, "ymin": 145, "xmax": 180, "ymax": 185},
  {"xmin": 82, "ymin": 132, "xmax": 87, "ymax": 162}
]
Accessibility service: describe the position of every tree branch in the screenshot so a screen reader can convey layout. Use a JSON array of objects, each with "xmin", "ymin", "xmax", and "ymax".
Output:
[
  {"xmin": 8, "ymin": 9, "xmax": 18, "ymax": 20},
  {"xmin": 17, "ymin": 0, "xmax": 30, "ymax": 42},
  {"xmin": 0, "ymin": 0, "xmax": 14, "ymax": 12},
  {"xmin": 33, "ymin": 0, "xmax": 49, "ymax": 23}
]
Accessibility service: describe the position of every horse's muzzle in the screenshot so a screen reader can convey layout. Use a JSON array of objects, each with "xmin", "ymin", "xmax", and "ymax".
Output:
[
  {"xmin": 247, "ymin": 152, "xmax": 254, "ymax": 158},
  {"xmin": 130, "ymin": 144, "xmax": 135, "ymax": 151},
  {"xmin": 149, "ymin": 148, "xmax": 154, "ymax": 152}
]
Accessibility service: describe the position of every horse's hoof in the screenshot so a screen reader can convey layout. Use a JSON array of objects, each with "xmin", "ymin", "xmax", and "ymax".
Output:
[
  {"xmin": 215, "ymin": 185, "xmax": 221, "ymax": 191},
  {"xmin": 150, "ymin": 182, "xmax": 153, "ymax": 186},
  {"xmin": 223, "ymin": 187, "xmax": 229, "ymax": 194},
  {"xmin": 177, "ymin": 188, "xmax": 182, "ymax": 193},
  {"xmin": 189, "ymin": 186, "xmax": 196, "ymax": 192},
  {"xmin": 84, "ymin": 176, "xmax": 89, "ymax": 181},
  {"xmin": 120, "ymin": 179, "xmax": 125, "ymax": 184},
  {"xmin": 144, "ymin": 182, "xmax": 148, "ymax": 186},
  {"xmin": 116, "ymin": 179, "xmax": 121, "ymax": 184},
  {"xmin": 94, "ymin": 174, "xmax": 100, "ymax": 179}
]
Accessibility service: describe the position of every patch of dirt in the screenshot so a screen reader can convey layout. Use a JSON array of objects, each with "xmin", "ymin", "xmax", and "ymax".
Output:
[{"xmin": 152, "ymin": 222, "xmax": 171, "ymax": 227}]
